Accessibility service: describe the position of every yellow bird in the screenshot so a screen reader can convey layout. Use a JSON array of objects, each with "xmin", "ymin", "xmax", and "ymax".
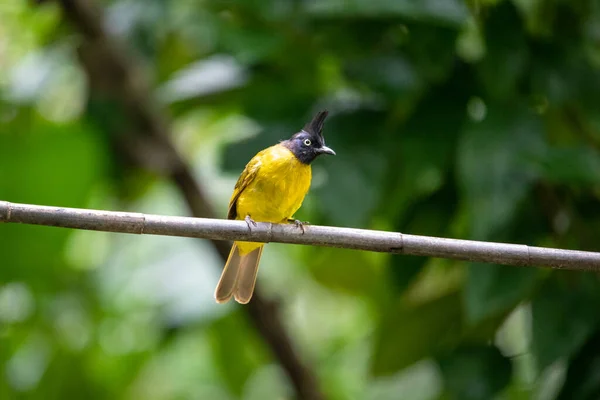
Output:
[{"xmin": 215, "ymin": 111, "xmax": 335, "ymax": 304}]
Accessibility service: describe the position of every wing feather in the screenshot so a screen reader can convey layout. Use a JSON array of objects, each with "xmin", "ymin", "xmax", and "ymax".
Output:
[{"xmin": 227, "ymin": 154, "xmax": 262, "ymax": 220}]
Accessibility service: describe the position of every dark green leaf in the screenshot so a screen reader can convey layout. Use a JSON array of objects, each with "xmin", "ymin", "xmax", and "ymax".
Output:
[
  {"xmin": 385, "ymin": 70, "xmax": 469, "ymax": 223},
  {"xmin": 477, "ymin": 2, "xmax": 528, "ymax": 100},
  {"xmin": 534, "ymin": 145, "xmax": 600, "ymax": 186},
  {"xmin": 0, "ymin": 114, "xmax": 107, "ymax": 285},
  {"xmin": 402, "ymin": 24, "xmax": 460, "ymax": 83},
  {"xmin": 390, "ymin": 181, "xmax": 459, "ymax": 293},
  {"xmin": 307, "ymin": 0, "xmax": 470, "ymax": 27},
  {"xmin": 314, "ymin": 110, "xmax": 388, "ymax": 227},
  {"xmin": 457, "ymin": 104, "xmax": 546, "ymax": 239},
  {"xmin": 464, "ymin": 264, "xmax": 539, "ymax": 324},
  {"xmin": 532, "ymin": 274, "xmax": 600, "ymax": 371},
  {"xmin": 306, "ymin": 247, "xmax": 384, "ymax": 297},
  {"xmin": 208, "ymin": 310, "xmax": 268, "ymax": 396},
  {"xmin": 557, "ymin": 331, "xmax": 600, "ymax": 400},
  {"xmin": 438, "ymin": 345, "xmax": 512, "ymax": 400},
  {"xmin": 344, "ymin": 55, "xmax": 421, "ymax": 97},
  {"xmin": 315, "ymin": 149, "xmax": 385, "ymax": 227},
  {"xmin": 371, "ymin": 291, "xmax": 463, "ymax": 376}
]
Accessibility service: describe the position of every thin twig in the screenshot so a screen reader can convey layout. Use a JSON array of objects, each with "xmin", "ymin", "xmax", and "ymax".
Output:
[{"xmin": 1, "ymin": 201, "xmax": 599, "ymax": 270}]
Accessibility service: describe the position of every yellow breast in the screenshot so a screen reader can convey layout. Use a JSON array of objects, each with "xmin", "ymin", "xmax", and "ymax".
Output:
[
  {"xmin": 235, "ymin": 144, "xmax": 312, "ymax": 224},
  {"xmin": 233, "ymin": 145, "xmax": 312, "ymax": 255}
]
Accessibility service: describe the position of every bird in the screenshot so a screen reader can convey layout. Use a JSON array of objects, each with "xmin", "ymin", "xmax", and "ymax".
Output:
[{"xmin": 214, "ymin": 110, "xmax": 335, "ymax": 304}]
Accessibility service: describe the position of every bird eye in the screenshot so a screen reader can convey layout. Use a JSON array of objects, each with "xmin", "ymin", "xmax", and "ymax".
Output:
[{"xmin": 303, "ymin": 138, "xmax": 311, "ymax": 146}]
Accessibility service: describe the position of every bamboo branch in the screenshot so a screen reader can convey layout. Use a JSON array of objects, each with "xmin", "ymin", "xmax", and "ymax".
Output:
[{"xmin": 2, "ymin": 201, "xmax": 599, "ymax": 269}]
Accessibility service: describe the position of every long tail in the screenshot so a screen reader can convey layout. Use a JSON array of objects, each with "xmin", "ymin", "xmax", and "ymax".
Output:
[{"xmin": 214, "ymin": 243, "xmax": 264, "ymax": 304}]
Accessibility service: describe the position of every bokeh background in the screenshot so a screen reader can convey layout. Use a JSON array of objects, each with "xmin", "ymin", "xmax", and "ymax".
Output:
[{"xmin": 3, "ymin": 0, "xmax": 600, "ymax": 399}]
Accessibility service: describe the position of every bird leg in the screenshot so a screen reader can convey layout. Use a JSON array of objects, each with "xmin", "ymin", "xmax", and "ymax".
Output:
[
  {"xmin": 287, "ymin": 218, "xmax": 309, "ymax": 234},
  {"xmin": 244, "ymin": 215, "xmax": 258, "ymax": 231}
]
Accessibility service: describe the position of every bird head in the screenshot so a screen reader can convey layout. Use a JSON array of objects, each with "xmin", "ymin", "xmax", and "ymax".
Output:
[{"xmin": 283, "ymin": 110, "xmax": 336, "ymax": 164}]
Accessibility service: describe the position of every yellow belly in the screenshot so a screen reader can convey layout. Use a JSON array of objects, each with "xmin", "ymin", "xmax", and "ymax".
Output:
[{"xmin": 235, "ymin": 145, "xmax": 311, "ymax": 254}]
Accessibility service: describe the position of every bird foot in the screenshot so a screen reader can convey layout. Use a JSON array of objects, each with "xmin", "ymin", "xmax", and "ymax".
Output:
[
  {"xmin": 288, "ymin": 218, "xmax": 309, "ymax": 234},
  {"xmin": 245, "ymin": 215, "xmax": 258, "ymax": 231}
]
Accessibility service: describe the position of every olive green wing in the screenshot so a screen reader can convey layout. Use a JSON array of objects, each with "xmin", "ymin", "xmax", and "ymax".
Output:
[{"xmin": 227, "ymin": 154, "xmax": 262, "ymax": 220}]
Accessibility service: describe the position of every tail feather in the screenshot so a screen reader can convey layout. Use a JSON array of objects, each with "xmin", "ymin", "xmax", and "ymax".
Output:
[
  {"xmin": 233, "ymin": 246, "xmax": 264, "ymax": 304},
  {"xmin": 214, "ymin": 243, "xmax": 264, "ymax": 304},
  {"xmin": 214, "ymin": 243, "xmax": 243, "ymax": 303}
]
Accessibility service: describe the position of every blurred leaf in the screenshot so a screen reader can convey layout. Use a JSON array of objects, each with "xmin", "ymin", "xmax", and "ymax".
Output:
[
  {"xmin": 390, "ymin": 181, "xmax": 458, "ymax": 293},
  {"xmin": 438, "ymin": 345, "xmax": 512, "ymax": 400},
  {"xmin": 371, "ymin": 291, "xmax": 463, "ymax": 376},
  {"xmin": 307, "ymin": 248, "xmax": 384, "ymax": 297},
  {"xmin": 532, "ymin": 274, "xmax": 600, "ymax": 371},
  {"xmin": 388, "ymin": 255, "xmax": 424, "ymax": 297},
  {"xmin": 529, "ymin": 44, "xmax": 585, "ymax": 105},
  {"xmin": 208, "ymin": 310, "xmax": 268, "ymax": 396},
  {"xmin": 557, "ymin": 331, "xmax": 600, "ymax": 400},
  {"xmin": 457, "ymin": 104, "xmax": 546, "ymax": 239},
  {"xmin": 157, "ymin": 55, "xmax": 248, "ymax": 103},
  {"xmin": 464, "ymin": 264, "xmax": 539, "ymax": 324},
  {"xmin": 241, "ymin": 74, "xmax": 319, "ymax": 124},
  {"xmin": 0, "ymin": 112, "xmax": 107, "ymax": 285},
  {"xmin": 534, "ymin": 145, "xmax": 600, "ymax": 185},
  {"xmin": 155, "ymin": 32, "xmax": 199, "ymax": 82},
  {"xmin": 221, "ymin": 109, "xmax": 318, "ymax": 173},
  {"xmin": 306, "ymin": 0, "xmax": 470, "ymax": 27},
  {"xmin": 218, "ymin": 21, "xmax": 286, "ymax": 65},
  {"xmin": 316, "ymin": 149, "xmax": 385, "ymax": 227},
  {"xmin": 402, "ymin": 24, "xmax": 460, "ymax": 83},
  {"xmin": 314, "ymin": 110, "xmax": 388, "ymax": 227},
  {"xmin": 385, "ymin": 70, "xmax": 470, "ymax": 223},
  {"xmin": 478, "ymin": 2, "xmax": 528, "ymax": 100},
  {"xmin": 344, "ymin": 55, "xmax": 421, "ymax": 98}
]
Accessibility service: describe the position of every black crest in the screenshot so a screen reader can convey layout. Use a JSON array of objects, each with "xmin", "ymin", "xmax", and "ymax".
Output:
[{"xmin": 302, "ymin": 110, "xmax": 328, "ymax": 140}]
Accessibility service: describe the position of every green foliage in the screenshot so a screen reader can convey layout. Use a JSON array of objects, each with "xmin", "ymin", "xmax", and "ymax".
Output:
[
  {"xmin": 372, "ymin": 292, "xmax": 464, "ymax": 376},
  {"xmin": 557, "ymin": 332, "xmax": 600, "ymax": 400},
  {"xmin": 3, "ymin": 0, "xmax": 600, "ymax": 398},
  {"xmin": 532, "ymin": 273, "xmax": 600, "ymax": 371},
  {"xmin": 208, "ymin": 310, "xmax": 269, "ymax": 397},
  {"xmin": 464, "ymin": 264, "xmax": 539, "ymax": 323},
  {"xmin": 438, "ymin": 345, "xmax": 512, "ymax": 400},
  {"xmin": 458, "ymin": 104, "xmax": 545, "ymax": 239}
]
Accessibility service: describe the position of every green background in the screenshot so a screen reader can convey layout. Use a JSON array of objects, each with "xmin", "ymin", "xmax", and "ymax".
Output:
[{"xmin": 2, "ymin": 0, "xmax": 600, "ymax": 399}]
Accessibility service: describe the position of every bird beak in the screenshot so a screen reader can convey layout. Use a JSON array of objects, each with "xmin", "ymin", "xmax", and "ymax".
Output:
[{"xmin": 318, "ymin": 145, "xmax": 336, "ymax": 156}]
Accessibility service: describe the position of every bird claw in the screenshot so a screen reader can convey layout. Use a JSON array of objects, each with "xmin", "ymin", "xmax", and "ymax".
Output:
[
  {"xmin": 289, "ymin": 218, "xmax": 309, "ymax": 234},
  {"xmin": 245, "ymin": 215, "xmax": 258, "ymax": 231}
]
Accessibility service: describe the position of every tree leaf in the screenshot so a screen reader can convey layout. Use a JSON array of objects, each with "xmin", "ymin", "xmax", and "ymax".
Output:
[
  {"xmin": 371, "ymin": 291, "xmax": 463, "ymax": 376},
  {"xmin": 344, "ymin": 55, "xmax": 421, "ymax": 98},
  {"xmin": 531, "ymin": 274, "xmax": 600, "ymax": 371},
  {"xmin": 306, "ymin": 0, "xmax": 470, "ymax": 27},
  {"xmin": 0, "ymin": 113, "xmax": 107, "ymax": 284},
  {"xmin": 314, "ymin": 110, "xmax": 388, "ymax": 227},
  {"xmin": 557, "ymin": 331, "xmax": 600, "ymax": 400},
  {"xmin": 460, "ymin": 99, "xmax": 547, "ymax": 321},
  {"xmin": 477, "ymin": 2, "xmax": 528, "ymax": 100},
  {"xmin": 306, "ymin": 247, "xmax": 384, "ymax": 297},
  {"xmin": 457, "ymin": 103, "xmax": 546, "ymax": 239},
  {"xmin": 390, "ymin": 181, "xmax": 459, "ymax": 294},
  {"xmin": 534, "ymin": 145, "xmax": 600, "ymax": 186},
  {"xmin": 438, "ymin": 345, "xmax": 512, "ymax": 400},
  {"xmin": 464, "ymin": 264, "xmax": 539, "ymax": 324},
  {"xmin": 402, "ymin": 24, "xmax": 460, "ymax": 83},
  {"xmin": 208, "ymin": 310, "xmax": 268, "ymax": 397},
  {"xmin": 384, "ymin": 71, "xmax": 469, "ymax": 223}
]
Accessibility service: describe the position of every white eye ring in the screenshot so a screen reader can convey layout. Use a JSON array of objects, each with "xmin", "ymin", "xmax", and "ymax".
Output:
[{"xmin": 303, "ymin": 138, "xmax": 312, "ymax": 146}]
